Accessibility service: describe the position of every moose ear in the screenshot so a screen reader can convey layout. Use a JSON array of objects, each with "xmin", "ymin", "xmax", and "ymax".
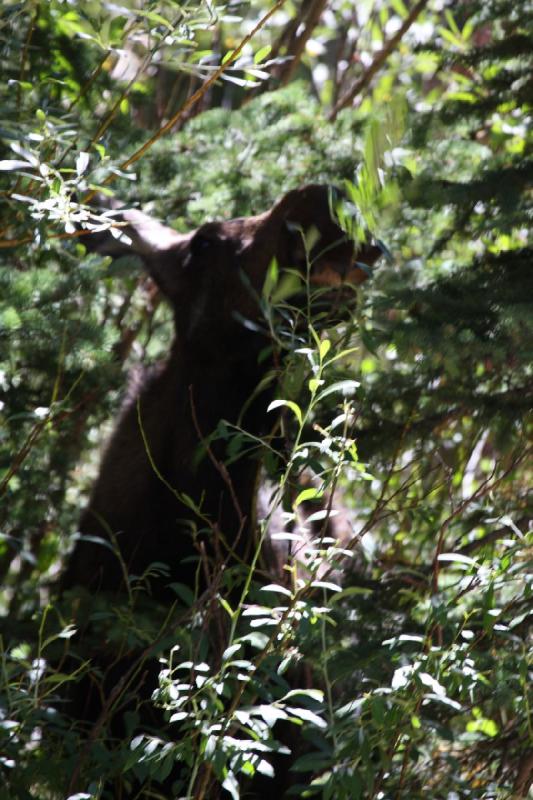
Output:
[
  {"xmin": 263, "ymin": 185, "xmax": 345, "ymax": 267},
  {"xmin": 83, "ymin": 200, "xmax": 187, "ymax": 257},
  {"xmin": 269, "ymin": 185, "xmax": 338, "ymax": 227},
  {"xmin": 82, "ymin": 201, "xmax": 192, "ymax": 299}
]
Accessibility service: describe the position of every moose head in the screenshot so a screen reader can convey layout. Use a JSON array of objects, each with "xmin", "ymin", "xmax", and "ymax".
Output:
[{"xmin": 89, "ymin": 184, "xmax": 381, "ymax": 356}]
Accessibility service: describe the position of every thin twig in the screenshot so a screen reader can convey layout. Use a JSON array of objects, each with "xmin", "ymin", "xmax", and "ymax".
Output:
[
  {"xmin": 329, "ymin": 0, "xmax": 430, "ymax": 120},
  {"xmin": 88, "ymin": 0, "xmax": 289, "ymax": 193},
  {"xmin": 274, "ymin": 0, "xmax": 328, "ymax": 87},
  {"xmin": 0, "ymin": 378, "xmax": 93, "ymax": 498},
  {"xmin": 0, "ymin": 0, "xmax": 289, "ymax": 248},
  {"xmin": 17, "ymin": 2, "xmax": 38, "ymax": 108},
  {"xmin": 430, "ymin": 447, "xmax": 530, "ymax": 594}
]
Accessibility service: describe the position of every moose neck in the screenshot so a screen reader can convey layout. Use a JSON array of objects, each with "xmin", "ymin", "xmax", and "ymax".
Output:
[{"xmin": 170, "ymin": 326, "xmax": 274, "ymax": 439}]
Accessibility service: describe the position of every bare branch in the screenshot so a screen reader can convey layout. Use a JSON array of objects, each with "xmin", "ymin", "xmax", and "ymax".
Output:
[
  {"xmin": 249, "ymin": 0, "xmax": 328, "ymax": 100},
  {"xmin": 329, "ymin": 0, "xmax": 430, "ymax": 120},
  {"xmin": 0, "ymin": 0, "xmax": 290, "ymax": 248},
  {"xmin": 276, "ymin": 0, "xmax": 329, "ymax": 86}
]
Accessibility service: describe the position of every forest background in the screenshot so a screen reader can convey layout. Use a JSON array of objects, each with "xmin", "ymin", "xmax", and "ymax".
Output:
[{"xmin": 0, "ymin": 1, "xmax": 531, "ymax": 798}]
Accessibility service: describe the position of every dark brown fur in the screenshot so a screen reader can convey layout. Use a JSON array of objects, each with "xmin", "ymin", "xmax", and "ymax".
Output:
[
  {"xmin": 63, "ymin": 186, "xmax": 380, "ymax": 601},
  {"xmin": 60, "ymin": 185, "xmax": 381, "ymax": 797}
]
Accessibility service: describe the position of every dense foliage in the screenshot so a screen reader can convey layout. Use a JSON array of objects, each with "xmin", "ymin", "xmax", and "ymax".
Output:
[{"xmin": 0, "ymin": 1, "xmax": 531, "ymax": 798}]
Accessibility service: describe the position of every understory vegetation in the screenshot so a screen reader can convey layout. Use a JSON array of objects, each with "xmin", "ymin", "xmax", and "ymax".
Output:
[{"xmin": 0, "ymin": 1, "xmax": 531, "ymax": 798}]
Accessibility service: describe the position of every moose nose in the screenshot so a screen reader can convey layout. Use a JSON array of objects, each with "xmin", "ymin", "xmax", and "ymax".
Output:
[{"xmin": 310, "ymin": 241, "xmax": 382, "ymax": 288}]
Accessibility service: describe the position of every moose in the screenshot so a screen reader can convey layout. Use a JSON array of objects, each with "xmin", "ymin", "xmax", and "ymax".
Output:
[{"xmin": 60, "ymin": 184, "xmax": 382, "ymax": 797}]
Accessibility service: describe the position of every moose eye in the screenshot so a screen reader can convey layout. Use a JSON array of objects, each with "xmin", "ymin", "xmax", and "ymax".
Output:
[
  {"xmin": 194, "ymin": 236, "xmax": 211, "ymax": 251},
  {"xmin": 190, "ymin": 228, "xmax": 221, "ymax": 257}
]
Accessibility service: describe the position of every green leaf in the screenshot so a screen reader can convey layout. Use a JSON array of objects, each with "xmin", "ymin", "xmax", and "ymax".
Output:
[
  {"xmin": 371, "ymin": 696, "xmax": 386, "ymax": 724},
  {"xmin": 262, "ymin": 258, "xmax": 279, "ymax": 299},
  {"xmin": 254, "ymin": 44, "xmax": 272, "ymax": 64},
  {"xmin": 438, "ymin": 552, "xmax": 478, "ymax": 568},
  {"xmin": 418, "ymin": 672, "xmax": 446, "ymax": 696},
  {"xmin": 390, "ymin": 0, "xmax": 408, "ymax": 18},
  {"xmin": 425, "ymin": 693, "xmax": 462, "ymax": 711},
  {"xmin": 267, "ymin": 399, "xmax": 303, "ymax": 426},
  {"xmin": 444, "ymin": 9, "xmax": 461, "ymax": 35},
  {"xmin": 291, "ymin": 752, "xmax": 332, "ymax": 772},
  {"xmin": 256, "ymin": 704, "xmax": 288, "ymax": 725},
  {"xmin": 308, "ymin": 377, "xmax": 324, "ymax": 393},
  {"xmin": 260, "ymin": 583, "xmax": 293, "ymax": 597},
  {"xmin": 466, "ymin": 717, "xmax": 498, "ymax": 737},
  {"xmin": 270, "ymin": 271, "xmax": 302, "ymax": 303},
  {"xmin": 294, "ymin": 486, "xmax": 324, "ymax": 508},
  {"xmin": 316, "ymin": 379, "xmax": 360, "ymax": 402},
  {"xmin": 282, "ymin": 688, "xmax": 324, "ymax": 702},
  {"xmin": 439, "ymin": 27, "xmax": 464, "ymax": 49},
  {"xmin": 286, "ymin": 706, "xmax": 326, "ymax": 728},
  {"xmin": 0, "ymin": 159, "xmax": 33, "ymax": 170},
  {"xmin": 310, "ymin": 580, "xmax": 342, "ymax": 592},
  {"xmin": 219, "ymin": 596, "xmax": 235, "ymax": 618},
  {"xmin": 294, "ymin": 486, "xmax": 323, "ymax": 506},
  {"xmin": 44, "ymin": 672, "xmax": 80, "ymax": 684},
  {"xmin": 319, "ymin": 338, "xmax": 331, "ymax": 359},
  {"xmin": 168, "ymin": 582, "xmax": 195, "ymax": 606},
  {"xmin": 222, "ymin": 643, "xmax": 241, "ymax": 661},
  {"xmin": 241, "ymin": 632, "xmax": 269, "ymax": 649},
  {"xmin": 222, "ymin": 772, "xmax": 239, "ymax": 800},
  {"xmin": 462, "ymin": 18, "xmax": 474, "ymax": 41},
  {"xmin": 135, "ymin": 9, "xmax": 173, "ymax": 29}
]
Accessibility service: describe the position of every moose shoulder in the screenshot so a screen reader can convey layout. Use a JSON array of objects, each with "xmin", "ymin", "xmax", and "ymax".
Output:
[{"xmin": 62, "ymin": 185, "xmax": 381, "ymax": 602}]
